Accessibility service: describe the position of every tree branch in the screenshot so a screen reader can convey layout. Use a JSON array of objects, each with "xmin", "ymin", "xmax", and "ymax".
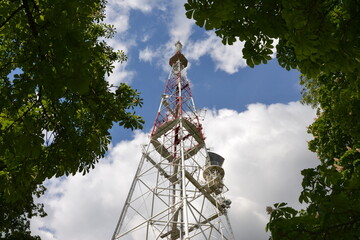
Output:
[
  {"xmin": 30, "ymin": 0, "xmax": 39, "ymax": 13},
  {"xmin": 4, "ymin": 101, "xmax": 38, "ymax": 134},
  {"xmin": 0, "ymin": 5, "xmax": 24, "ymax": 29},
  {"xmin": 22, "ymin": 0, "xmax": 38, "ymax": 37}
]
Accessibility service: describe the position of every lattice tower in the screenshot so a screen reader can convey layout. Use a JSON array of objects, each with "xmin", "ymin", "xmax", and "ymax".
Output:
[{"xmin": 111, "ymin": 42, "xmax": 234, "ymax": 240}]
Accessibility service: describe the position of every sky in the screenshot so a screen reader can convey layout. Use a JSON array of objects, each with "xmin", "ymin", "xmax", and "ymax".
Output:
[{"xmin": 30, "ymin": 1, "xmax": 318, "ymax": 239}]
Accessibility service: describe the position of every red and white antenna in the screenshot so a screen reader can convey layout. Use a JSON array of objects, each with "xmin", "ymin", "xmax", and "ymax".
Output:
[{"xmin": 111, "ymin": 42, "xmax": 234, "ymax": 240}]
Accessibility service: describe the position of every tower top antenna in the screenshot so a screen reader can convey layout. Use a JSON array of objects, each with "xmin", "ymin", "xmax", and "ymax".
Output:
[
  {"xmin": 175, "ymin": 41, "xmax": 183, "ymax": 52},
  {"xmin": 169, "ymin": 41, "xmax": 188, "ymax": 69}
]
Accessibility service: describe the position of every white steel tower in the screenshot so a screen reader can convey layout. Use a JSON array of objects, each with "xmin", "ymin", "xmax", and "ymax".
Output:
[{"xmin": 111, "ymin": 42, "xmax": 234, "ymax": 240}]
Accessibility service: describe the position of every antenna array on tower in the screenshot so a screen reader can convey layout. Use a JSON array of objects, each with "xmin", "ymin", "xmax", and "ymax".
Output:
[{"xmin": 111, "ymin": 42, "xmax": 234, "ymax": 240}]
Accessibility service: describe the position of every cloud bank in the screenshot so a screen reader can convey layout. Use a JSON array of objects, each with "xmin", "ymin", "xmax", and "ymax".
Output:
[{"xmin": 31, "ymin": 101, "xmax": 317, "ymax": 240}]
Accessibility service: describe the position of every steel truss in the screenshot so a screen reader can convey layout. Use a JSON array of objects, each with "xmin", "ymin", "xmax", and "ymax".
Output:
[{"xmin": 112, "ymin": 42, "xmax": 234, "ymax": 240}]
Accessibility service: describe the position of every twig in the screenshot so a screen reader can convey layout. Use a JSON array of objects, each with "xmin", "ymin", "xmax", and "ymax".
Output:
[{"xmin": 0, "ymin": 4, "xmax": 24, "ymax": 29}]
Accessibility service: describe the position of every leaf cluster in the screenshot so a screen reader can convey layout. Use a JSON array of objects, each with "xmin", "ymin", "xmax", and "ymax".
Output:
[
  {"xmin": 266, "ymin": 72, "xmax": 360, "ymax": 239},
  {"xmin": 184, "ymin": 1, "xmax": 360, "ymax": 239},
  {"xmin": 0, "ymin": 0, "xmax": 143, "ymax": 238},
  {"xmin": 184, "ymin": 0, "xmax": 360, "ymax": 77}
]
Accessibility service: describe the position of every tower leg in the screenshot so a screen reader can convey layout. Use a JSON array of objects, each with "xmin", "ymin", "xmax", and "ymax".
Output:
[{"xmin": 111, "ymin": 149, "xmax": 147, "ymax": 240}]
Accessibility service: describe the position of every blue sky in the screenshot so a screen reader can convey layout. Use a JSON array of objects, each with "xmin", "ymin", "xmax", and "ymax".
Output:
[
  {"xmin": 109, "ymin": 9, "xmax": 302, "ymax": 142},
  {"xmin": 30, "ymin": 1, "xmax": 318, "ymax": 240},
  {"xmin": 112, "ymin": 57, "xmax": 301, "ymax": 143}
]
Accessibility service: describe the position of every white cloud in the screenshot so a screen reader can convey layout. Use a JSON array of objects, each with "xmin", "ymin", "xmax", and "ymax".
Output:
[
  {"xmin": 31, "ymin": 131, "xmax": 147, "ymax": 240},
  {"xmin": 136, "ymin": 1, "xmax": 195, "ymax": 72},
  {"xmin": 209, "ymin": 39, "xmax": 247, "ymax": 73},
  {"xmin": 107, "ymin": 0, "xmax": 155, "ymax": 14},
  {"xmin": 106, "ymin": 60, "xmax": 135, "ymax": 87},
  {"xmin": 139, "ymin": 46, "xmax": 156, "ymax": 62},
  {"xmin": 138, "ymin": 0, "xmax": 248, "ymax": 75},
  {"xmin": 168, "ymin": 1, "xmax": 194, "ymax": 44},
  {"xmin": 203, "ymin": 102, "xmax": 317, "ymax": 239},
  {"xmin": 104, "ymin": 0, "xmax": 245, "ymax": 78},
  {"xmin": 103, "ymin": 0, "xmax": 277, "ymax": 87},
  {"xmin": 186, "ymin": 33, "xmax": 247, "ymax": 74},
  {"xmin": 105, "ymin": 5, "xmax": 130, "ymax": 33},
  {"xmin": 140, "ymin": 33, "xmax": 151, "ymax": 42},
  {"xmin": 104, "ymin": 39, "xmax": 136, "ymax": 86},
  {"xmin": 31, "ymin": 102, "xmax": 317, "ymax": 240},
  {"xmin": 102, "ymin": 2, "xmax": 134, "ymax": 87},
  {"xmin": 103, "ymin": 0, "xmax": 167, "ymax": 86}
]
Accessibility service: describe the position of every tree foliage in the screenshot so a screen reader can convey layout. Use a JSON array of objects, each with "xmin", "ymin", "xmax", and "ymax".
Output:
[
  {"xmin": 185, "ymin": 0, "xmax": 360, "ymax": 239},
  {"xmin": 184, "ymin": 0, "xmax": 360, "ymax": 77},
  {"xmin": 266, "ymin": 72, "xmax": 360, "ymax": 239},
  {"xmin": 0, "ymin": 0, "xmax": 143, "ymax": 238}
]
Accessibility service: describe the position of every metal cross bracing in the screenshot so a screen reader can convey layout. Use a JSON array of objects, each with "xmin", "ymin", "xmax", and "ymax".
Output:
[{"xmin": 111, "ymin": 42, "xmax": 235, "ymax": 240}]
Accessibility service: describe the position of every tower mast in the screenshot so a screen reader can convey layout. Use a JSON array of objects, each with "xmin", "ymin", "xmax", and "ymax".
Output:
[{"xmin": 111, "ymin": 42, "xmax": 234, "ymax": 240}]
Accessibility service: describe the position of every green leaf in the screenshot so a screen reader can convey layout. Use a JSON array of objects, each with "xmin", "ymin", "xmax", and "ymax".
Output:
[{"xmin": 0, "ymin": 0, "xmax": 144, "ymax": 236}]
